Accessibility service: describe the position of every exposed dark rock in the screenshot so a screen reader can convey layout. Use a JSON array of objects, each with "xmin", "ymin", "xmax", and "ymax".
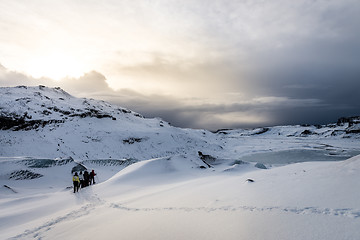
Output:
[
  {"xmin": 198, "ymin": 151, "xmax": 216, "ymax": 161},
  {"xmin": 15, "ymin": 97, "xmax": 31, "ymax": 102},
  {"xmin": 96, "ymin": 114, "xmax": 113, "ymax": 119},
  {"xmin": 71, "ymin": 163, "xmax": 87, "ymax": 173},
  {"xmin": 198, "ymin": 151, "xmax": 215, "ymax": 168},
  {"xmin": 346, "ymin": 129, "xmax": 360, "ymax": 134},
  {"xmin": 82, "ymin": 159, "xmax": 138, "ymax": 167},
  {"xmin": 331, "ymin": 130, "xmax": 345, "ymax": 136},
  {"xmin": 1, "ymin": 113, "xmax": 66, "ymax": 130},
  {"xmin": 213, "ymin": 129, "xmax": 233, "ymax": 134},
  {"xmin": 68, "ymin": 108, "xmax": 114, "ymax": 119},
  {"xmin": 42, "ymin": 110, "xmax": 52, "ymax": 115},
  {"xmin": 232, "ymin": 160, "xmax": 248, "ymax": 165},
  {"xmin": 0, "ymin": 115, "xmax": 24, "ymax": 130},
  {"xmin": 255, "ymin": 163, "xmax": 267, "ymax": 169},
  {"xmin": 0, "ymin": 117, "xmax": 65, "ymax": 131},
  {"xmin": 3, "ymin": 185, "xmax": 17, "ymax": 193},
  {"xmin": 22, "ymin": 158, "xmax": 74, "ymax": 168},
  {"xmin": 300, "ymin": 130, "xmax": 317, "ymax": 136},
  {"xmin": 123, "ymin": 137, "xmax": 144, "ymax": 144},
  {"xmin": 119, "ymin": 108, "xmax": 131, "ymax": 114},
  {"xmin": 337, "ymin": 116, "xmax": 360, "ymax": 126},
  {"xmin": 9, "ymin": 170, "xmax": 43, "ymax": 180},
  {"xmin": 253, "ymin": 128, "xmax": 269, "ymax": 135}
]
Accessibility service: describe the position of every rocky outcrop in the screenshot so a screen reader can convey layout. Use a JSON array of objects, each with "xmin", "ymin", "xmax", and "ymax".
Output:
[
  {"xmin": 0, "ymin": 114, "xmax": 65, "ymax": 130},
  {"xmin": 337, "ymin": 116, "xmax": 360, "ymax": 126}
]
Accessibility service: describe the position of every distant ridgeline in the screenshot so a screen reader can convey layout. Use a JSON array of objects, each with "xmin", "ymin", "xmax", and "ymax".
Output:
[{"xmin": 0, "ymin": 85, "xmax": 359, "ymax": 135}]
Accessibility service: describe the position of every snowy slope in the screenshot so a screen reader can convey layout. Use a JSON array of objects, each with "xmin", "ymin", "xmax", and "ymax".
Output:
[
  {"xmin": 1, "ymin": 154, "xmax": 360, "ymax": 240},
  {"xmin": 0, "ymin": 86, "xmax": 222, "ymax": 160},
  {"xmin": 1, "ymin": 85, "xmax": 360, "ymax": 240}
]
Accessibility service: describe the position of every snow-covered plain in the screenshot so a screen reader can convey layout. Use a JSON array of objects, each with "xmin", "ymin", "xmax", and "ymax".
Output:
[{"xmin": 1, "ymin": 86, "xmax": 360, "ymax": 239}]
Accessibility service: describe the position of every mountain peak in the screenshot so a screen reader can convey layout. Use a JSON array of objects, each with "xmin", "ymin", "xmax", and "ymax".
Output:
[{"xmin": 0, "ymin": 85, "xmax": 144, "ymax": 131}]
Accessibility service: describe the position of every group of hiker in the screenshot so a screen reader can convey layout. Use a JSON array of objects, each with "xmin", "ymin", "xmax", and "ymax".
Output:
[{"xmin": 72, "ymin": 170, "xmax": 96, "ymax": 193}]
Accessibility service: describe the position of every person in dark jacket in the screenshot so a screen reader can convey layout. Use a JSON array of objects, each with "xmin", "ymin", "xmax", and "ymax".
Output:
[
  {"xmin": 83, "ymin": 170, "xmax": 89, "ymax": 187},
  {"xmin": 90, "ymin": 170, "xmax": 96, "ymax": 185},
  {"xmin": 73, "ymin": 172, "xmax": 80, "ymax": 193}
]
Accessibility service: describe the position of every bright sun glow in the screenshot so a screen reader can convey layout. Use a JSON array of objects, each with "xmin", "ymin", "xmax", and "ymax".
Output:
[{"xmin": 25, "ymin": 52, "xmax": 86, "ymax": 80}]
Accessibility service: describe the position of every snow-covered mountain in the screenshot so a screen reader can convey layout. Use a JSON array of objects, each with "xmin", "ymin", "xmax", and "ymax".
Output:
[
  {"xmin": 1, "ymin": 85, "xmax": 359, "ymax": 161},
  {"xmin": 1, "ymin": 85, "xmax": 359, "ymax": 186},
  {"xmin": 0, "ymin": 85, "xmax": 222, "ymax": 160},
  {"xmin": 1, "ymin": 85, "xmax": 360, "ymax": 240}
]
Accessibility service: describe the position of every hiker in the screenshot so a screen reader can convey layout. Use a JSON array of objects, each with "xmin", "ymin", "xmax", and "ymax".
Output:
[
  {"xmin": 73, "ymin": 172, "xmax": 80, "ymax": 193},
  {"xmin": 83, "ymin": 171, "xmax": 89, "ymax": 187},
  {"xmin": 79, "ymin": 171, "xmax": 84, "ymax": 188},
  {"xmin": 90, "ymin": 170, "xmax": 96, "ymax": 185}
]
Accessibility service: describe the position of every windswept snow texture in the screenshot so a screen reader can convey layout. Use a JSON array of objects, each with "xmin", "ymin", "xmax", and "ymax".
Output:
[{"xmin": 1, "ymin": 86, "xmax": 360, "ymax": 239}]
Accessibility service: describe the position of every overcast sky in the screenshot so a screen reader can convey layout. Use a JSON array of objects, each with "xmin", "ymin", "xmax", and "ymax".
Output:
[{"xmin": 1, "ymin": 0, "xmax": 359, "ymax": 130}]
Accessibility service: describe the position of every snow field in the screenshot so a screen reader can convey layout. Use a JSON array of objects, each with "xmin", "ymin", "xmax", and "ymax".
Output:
[
  {"xmin": 1, "ymin": 154, "xmax": 360, "ymax": 239},
  {"xmin": 1, "ymin": 86, "xmax": 360, "ymax": 239}
]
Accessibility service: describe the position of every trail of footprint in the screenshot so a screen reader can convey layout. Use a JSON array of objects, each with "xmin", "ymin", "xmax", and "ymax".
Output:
[
  {"xmin": 10, "ymin": 193, "xmax": 106, "ymax": 239},
  {"xmin": 283, "ymin": 207, "xmax": 360, "ymax": 219},
  {"xmin": 109, "ymin": 203, "xmax": 360, "ymax": 219},
  {"xmin": 10, "ymin": 203, "xmax": 96, "ymax": 239},
  {"xmin": 9, "ymin": 199, "xmax": 359, "ymax": 239}
]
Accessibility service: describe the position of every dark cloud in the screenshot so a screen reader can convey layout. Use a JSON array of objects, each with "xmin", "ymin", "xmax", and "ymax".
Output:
[
  {"xmin": 1, "ymin": 1, "xmax": 360, "ymax": 130},
  {"xmin": 1, "ymin": 61, "xmax": 359, "ymax": 131},
  {"xmin": 105, "ymin": 0, "xmax": 360, "ymax": 130},
  {"xmin": 114, "ymin": 51, "xmax": 249, "ymax": 98}
]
